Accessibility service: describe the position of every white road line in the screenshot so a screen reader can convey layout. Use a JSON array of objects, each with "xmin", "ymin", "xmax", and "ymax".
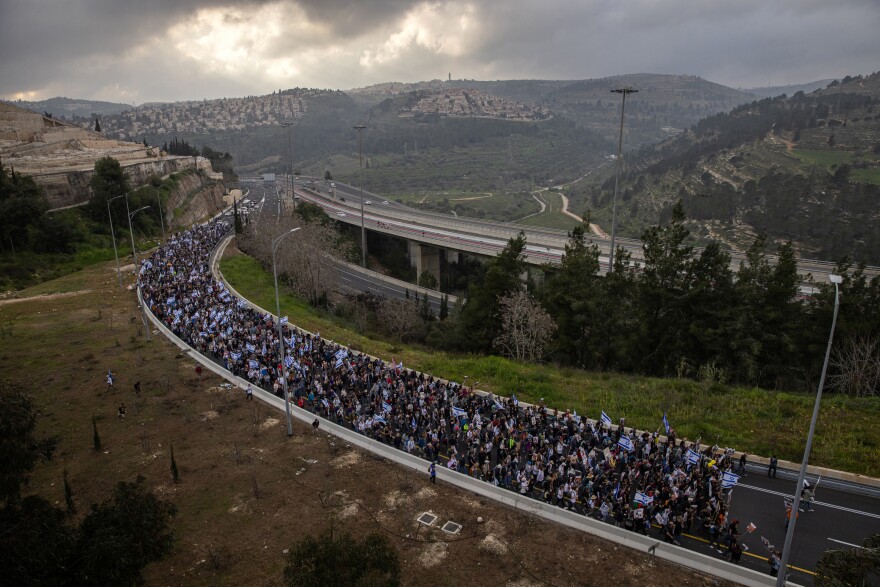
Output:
[
  {"xmin": 739, "ymin": 483, "xmax": 880, "ymax": 519},
  {"xmin": 827, "ymin": 538, "xmax": 863, "ymax": 548}
]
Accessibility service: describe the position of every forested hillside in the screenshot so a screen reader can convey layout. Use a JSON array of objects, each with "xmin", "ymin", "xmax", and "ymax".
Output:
[{"xmin": 575, "ymin": 74, "xmax": 880, "ymax": 264}]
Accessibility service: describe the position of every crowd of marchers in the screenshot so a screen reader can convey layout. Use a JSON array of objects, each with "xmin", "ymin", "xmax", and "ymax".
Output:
[{"xmin": 139, "ymin": 219, "xmax": 779, "ymax": 573}]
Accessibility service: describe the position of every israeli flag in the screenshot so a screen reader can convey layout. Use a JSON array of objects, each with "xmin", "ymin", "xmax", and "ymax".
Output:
[
  {"xmin": 663, "ymin": 412, "xmax": 671, "ymax": 435},
  {"xmin": 617, "ymin": 435, "xmax": 634, "ymax": 453},
  {"xmin": 613, "ymin": 482, "xmax": 620, "ymax": 499},
  {"xmin": 280, "ymin": 316, "xmax": 288, "ymax": 325},
  {"xmin": 686, "ymin": 448, "xmax": 701, "ymax": 468},
  {"xmin": 335, "ymin": 349, "xmax": 348, "ymax": 361},
  {"xmin": 493, "ymin": 400, "xmax": 505, "ymax": 412},
  {"xmin": 411, "ymin": 416, "xmax": 417, "ymax": 430},
  {"xmin": 373, "ymin": 415, "xmax": 386, "ymax": 425},
  {"xmin": 512, "ymin": 394, "xmax": 519, "ymax": 407},
  {"xmin": 721, "ymin": 471, "xmax": 740, "ymax": 489},
  {"xmin": 230, "ymin": 351, "xmax": 241, "ymax": 361},
  {"xmin": 335, "ymin": 357, "xmax": 344, "ymax": 369},
  {"xmin": 246, "ymin": 342, "xmax": 256, "ymax": 353},
  {"xmin": 284, "ymin": 355, "xmax": 294, "ymax": 368},
  {"xmin": 382, "ymin": 401, "xmax": 392, "ymax": 413},
  {"xmin": 634, "ymin": 492, "xmax": 654, "ymax": 507},
  {"xmin": 248, "ymin": 359, "xmax": 259, "ymax": 370},
  {"xmin": 321, "ymin": 398, "xmax": 329, "ymax": 408},
  {"xmin": 172, "ymin": 316, "xmax": 180, "ymax": 326},
  {"xmin": 451, "ymin": 406, "xmax": 467, "ymax": 419},
  {"xmin": 166, "ymin": 296, "xmax": 176, "ymax": 306},
  {"xmin": 600, "ymin": 411, "xmax": 612, "ymax": 426}
]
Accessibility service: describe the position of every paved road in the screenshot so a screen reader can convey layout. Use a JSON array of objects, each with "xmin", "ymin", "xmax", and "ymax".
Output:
[{"xmin": 724, "ymin": 469, "xmax": 880, "ymax": 585}]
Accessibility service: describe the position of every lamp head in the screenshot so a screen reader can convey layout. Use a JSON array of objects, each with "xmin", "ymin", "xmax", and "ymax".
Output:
[{"xmin": 829, "ymin": 274, "xmax": 843, "ymax": 284}]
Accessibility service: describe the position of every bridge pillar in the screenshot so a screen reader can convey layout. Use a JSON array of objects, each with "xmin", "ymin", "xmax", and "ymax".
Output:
[{"xmin": 409, "ymin": 241, "xmax": 441, "ymax": 282}]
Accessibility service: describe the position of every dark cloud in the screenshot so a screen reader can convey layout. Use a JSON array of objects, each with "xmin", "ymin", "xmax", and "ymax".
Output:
[{"xmin": 1, "ymin": 0, "xmax": 878, "ymax": 102}]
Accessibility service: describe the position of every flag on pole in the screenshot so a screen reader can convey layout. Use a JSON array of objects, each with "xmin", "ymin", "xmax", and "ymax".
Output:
[
  {"xmin": 634, "ymin": 492, "xmax": 654, "ymax": 507},
  {"xmin": 452, "ymin": 406, "xmax": 467, "ymax": 419},
  {"xmin": 617, "ymin": 435, "xmax": 634, "ymax": 452},
  {"xmin": 613, "ymin": 482, "xmax": 621, "ymax": 499},
  {"xmin": 373, "ymin": 415, "xmax": 386, "ymax": 425},
  {"xmin": 382, "ymin": 401, "xmax": 392, "ymax": 413},
  {"xmin": 600, "ymin": 411, "xmax": 612, "ymax": 426},
  {"xmin": 721, "ymin": 471, "xmax": 740, "ymax": 489},
  {"xmin": 280, "ymin": 316, "xmax": 288, "ymax": 325},
  {"xmin": 686, "ymin": 448, "xmax": 701, "ymax": 468},
  {"xmin": 662, "ymin": 412, "xmax": 671, "ymax": 435}
]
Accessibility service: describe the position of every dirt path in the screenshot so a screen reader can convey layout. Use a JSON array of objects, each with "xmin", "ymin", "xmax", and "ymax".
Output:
[
  {"xmin": 449, "ymin": 193, "xmax": 493, "ymax": 202},
  {"xmin": 560, "ymin": 194, "xmax": 608, "ymax": 237},
  {"xmin": 0, "ymin": 289, "xmax": 92, "ymax": 307}
]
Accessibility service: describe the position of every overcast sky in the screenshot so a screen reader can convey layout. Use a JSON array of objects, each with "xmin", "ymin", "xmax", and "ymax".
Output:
[{"xmin": 2, "ymin": 0, "xmax": 878, "ymax": 104}]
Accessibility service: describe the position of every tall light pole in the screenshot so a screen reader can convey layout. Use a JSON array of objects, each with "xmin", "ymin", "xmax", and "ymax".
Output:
[
  {"xmin": 608, "ymin": 87, "xmax": 637, "ymax": 271},
  {"xmin": 775, "ymin": 273, "xmax": 843, "ymax": 587},
  {"xmin": 272, "ymin": 227, "xmax": 301, "ymax": 437},
  {"xmin": 155, "ymin": 185, "xmax": 166, "ymax": 242},
  {"xmin": 353, "ymin": 124, "xmax": 367, "ymax": 267},
  {"xmin": 107, "ymin": 194, "xmax": 125, "ymax": 287},
  {"xmin": 126, "ymin": 200, "xmax": 150, "ymax": 267},
  {"xmin": 282, "ymin": 121, "xmax": 295, "ymax": 211}
]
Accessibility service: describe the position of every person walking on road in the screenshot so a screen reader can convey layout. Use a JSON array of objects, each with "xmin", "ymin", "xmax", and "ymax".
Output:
[
  {"xmin": 737, "ymin": 453, "xmax": 748, "ymax": 476},
  {"xmin": 801, "ymin": 482, "xmax": 815, "ymax": 512},
  {"xmin": 768, "ymin": 454, "xmax": 778, "ymax": 478}
]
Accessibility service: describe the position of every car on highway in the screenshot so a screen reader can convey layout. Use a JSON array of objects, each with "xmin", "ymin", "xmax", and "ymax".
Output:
[
  {"xmin": 364, "ymin": 200, "xmax": 372, "ymax": 205},
  {"xmin": 336, "ymin": 212, "xmax": 346, "ymax": 217},
  {"xmin": 382, "ymin": 200, "xmax": 389, "ymax": 205}
]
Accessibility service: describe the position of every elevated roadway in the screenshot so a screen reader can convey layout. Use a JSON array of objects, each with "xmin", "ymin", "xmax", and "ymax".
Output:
[{"xmin": 293, "ymin": 179, "xmax": 879, "ymax": 286}]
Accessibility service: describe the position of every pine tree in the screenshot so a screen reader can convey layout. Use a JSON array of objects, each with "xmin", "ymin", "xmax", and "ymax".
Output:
[
  {"xmin": 94, "ymin": 118, "xmax": 101, "ymax": 132},
  {"xmin": 439, "ymin": 295, "xmax": 449, "ymax": 320},
  {"xmin": 234, "ymin": 199, "xmax": 243, "ymax": 234}
]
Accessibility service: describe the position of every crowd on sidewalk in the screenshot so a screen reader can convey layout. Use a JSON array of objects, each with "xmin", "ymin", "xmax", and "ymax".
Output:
[{"xmin": 139, "ymin": 220, "xmax": 784, "ymax": 572}]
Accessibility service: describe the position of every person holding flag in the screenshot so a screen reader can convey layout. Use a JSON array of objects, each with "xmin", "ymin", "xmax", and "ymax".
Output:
[
  {"xmin": 662, "ymin": 412, "xmax": 671, "ymax": 435},
  {"xmin": 600, "ymin": 410, "xmax": 612, "ymax": 427},
  {"xmin": 106, "ymin": 369, "xmax": 115, "ymax": 389}
]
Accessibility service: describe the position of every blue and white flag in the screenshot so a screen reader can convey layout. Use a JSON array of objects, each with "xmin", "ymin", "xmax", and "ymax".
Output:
[
  {"xmin": 382, "ymin": 401, "xmax": 392, "ymax": 413},
  {"xmin": 634, "ymin": 492, "xmax": 654, "ymax": 507},
  {"xmin": 512, "ymin": 394, "xmax": 519, "ymax": 407},
  {"xmin": 166, "ymin": 296, "xmax": 176, "ymax": 306},
  {"xmin": 280, "ymin": 316, "xmax": 288, "ymax": 325},
  {"xmin": 230, "ymin": 351, "xmax": 241, "ymax": 361},
  {"xmin": 106, "ymin": 369, "xmax": 114, "ymax": 385},
  {"xmin": 613, "ymin": 482, "xmax": 621, "ymax": 499},
  {"xmin": 411, "ymin": 416, "xmax": 417, "ymax": 430},
  {"xmin": 600, "ymin": 411, "xmax": 612, "ymax": 426},
  {"xmin": 335, "ymin": 349, "xmax": 347, "ymax": 360},
  {"xmin": 284, "ymin": 355, "xmax": 294, "ymax": 368},
  {"xmin": 721, "ymin": 471, "xmax": 740, "ymax": 489},
  {"xmin": 246, "ymin": 342, "xmax": 256, "ymax": 353},
  {"xmin": 493, "ymin": 400, "xmax": 505, "ymax": 412},
  {"xmin": 686, "ymin": 448, "xmax": 701, "ymax": 468},
  {"xmin": 373, "ymin": 415, "xmax": 386, "ymax": 425},
  {"xmin": 662, "ymin": 412, "xmax": 671, "ymax": 435},
  {"xmin": 248, "ymin": 359, "xmax": 259, "ymax": 370},
  {"xmin": 321, "ymin": 398, "xmax": 329, "ymax": 408},
  {"xmin": 617, "ymin": 435, "xmax": 634, "ymax": 453},
  {"xmin": 335, "ymin": 357, "xmax": 343, "ymax": 369},
  {"xmin": 452, "ymin": 406, "xmax": 468, "ymax": 419}
]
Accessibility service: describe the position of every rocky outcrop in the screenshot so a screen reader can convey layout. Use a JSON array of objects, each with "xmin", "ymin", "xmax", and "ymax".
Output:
[
  {"xmin": 163, "ymin": 171, "xmax": 227, "ymax": 230},
  {"xmin": 1, "ymin": 102, "xmax": 213, "ymax": 209}
]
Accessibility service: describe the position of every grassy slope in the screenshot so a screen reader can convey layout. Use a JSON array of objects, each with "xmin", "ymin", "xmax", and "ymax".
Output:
[{"xmin": 220, "ymin": 253, "xmax": 880, "ymax": 477}]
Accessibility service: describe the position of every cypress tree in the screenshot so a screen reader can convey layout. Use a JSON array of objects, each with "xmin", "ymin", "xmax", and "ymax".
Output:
[
  {"xmin": 63, "ymin": 469, "xmax": 75, "ymax": 514},
  {"xmin": 439, "ymin": 295, "xmax": 448, "ymax": 320}
]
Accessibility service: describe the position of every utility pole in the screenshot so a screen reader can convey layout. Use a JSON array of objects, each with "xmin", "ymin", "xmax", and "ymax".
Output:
[
  {"xmin": 281, "ymin": 121, "xmax": 294, "ymax": 212},
  {"xmin": 609, "ymin": 87, "xmax": 637, "ymax": 271},
  {"xmin": 353, "ymin": 124, "xmax": 367, "ymax": 268}
]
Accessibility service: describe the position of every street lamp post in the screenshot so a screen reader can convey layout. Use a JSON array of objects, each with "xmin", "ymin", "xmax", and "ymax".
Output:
[
  {"xmin": 353, "ymin": 124, "xmax": 367, "ymax": 268},
  {"xmin": 272, "ymin": 227, "xmax": 301, "ymax": 437},
  {"xmin": 106, "ymin": 194, "xmax": 125, "ymax": 287},
  {"xmin": 775, "ymin": 273, "xmax": 843, "ymax": 586},
  {"xmin": 126, "ymin": 200, "xmax": 150, "ymax": 267},
  {"xmin": 282, "ymin": 121, "xmax": 295, "ymax": 211},
  {"xmin": 608, "ymin": 87, "xmax": 637, "ymax": 271}
]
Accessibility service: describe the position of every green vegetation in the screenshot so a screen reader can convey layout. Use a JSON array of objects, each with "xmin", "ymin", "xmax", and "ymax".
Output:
[
  {"xmin": 515, "ymin": 192, "xmax": 582, "ymax": 230},
  {"xmin": 220, "ymin": 252, "xmax": 880, "ymax": 476}
]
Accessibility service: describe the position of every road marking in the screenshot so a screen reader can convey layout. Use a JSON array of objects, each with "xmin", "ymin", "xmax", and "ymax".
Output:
[
  {"xmin": 738, "ymin": 483, "xmax": 880, "ymax": 519},
  {"xmin": 828, "ymin": 538, "xmax": 863, "ymax": 548}
]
